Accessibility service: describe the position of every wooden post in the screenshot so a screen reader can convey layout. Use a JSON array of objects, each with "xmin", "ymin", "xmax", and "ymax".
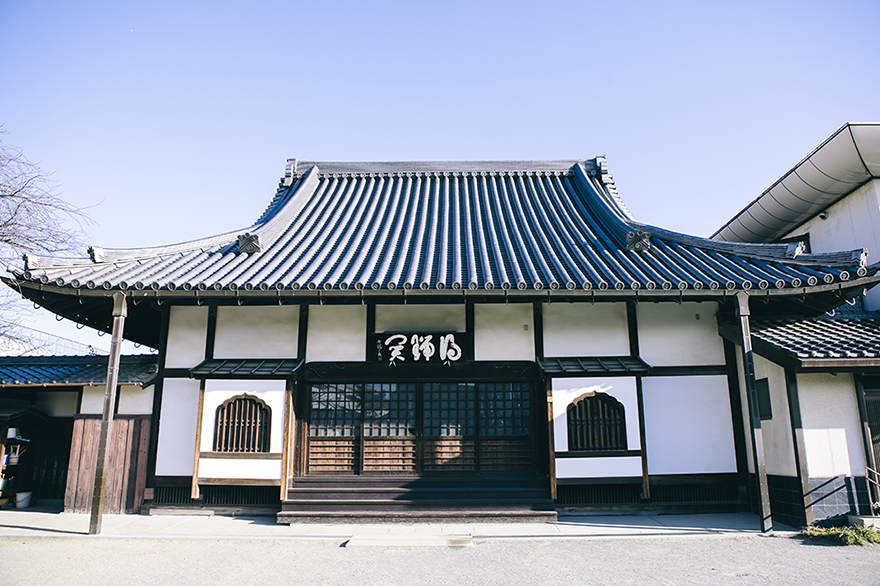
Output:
[
  {"xmin": 784, "ymin": 368, "xmax": 814, "ymax": 526},
  {"xmin": 736, "ymin": 291, "xmax": 773, "ymax": 532},
  {"xmin": 89, "ymin": 292, "xmax": 127, "ymax": 535}
]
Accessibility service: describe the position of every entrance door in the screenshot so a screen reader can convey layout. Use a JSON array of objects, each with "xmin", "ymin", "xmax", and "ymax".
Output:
[{"xmin": 306, "ymin": 382, "xmax": 535, "ymax": 475}]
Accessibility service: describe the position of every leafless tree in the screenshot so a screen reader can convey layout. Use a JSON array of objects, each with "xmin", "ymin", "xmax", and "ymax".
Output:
[{"xmin": 0, "ymin": 130, "xmax": 91, "ymax": 345}]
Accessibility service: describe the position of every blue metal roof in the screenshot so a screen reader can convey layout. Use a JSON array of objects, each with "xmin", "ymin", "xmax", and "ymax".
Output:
[
  {"xmin": 11, "ymin": 158, "xmax": 875, "ymax": 296},
  {"xmin": 0, "ymin": 355, "xmax": 158, "ymax": 387}
]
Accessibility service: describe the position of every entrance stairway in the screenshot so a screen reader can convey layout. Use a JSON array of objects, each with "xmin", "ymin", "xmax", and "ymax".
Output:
[{"xmin": 277, "ymin": 475, "xmax": 557, "ymax": 523}]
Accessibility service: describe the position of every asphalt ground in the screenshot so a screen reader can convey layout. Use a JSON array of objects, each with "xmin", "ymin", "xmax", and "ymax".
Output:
[{"xmin": 1, "ymin": 508, "xmax": 878, "ymax": 585}]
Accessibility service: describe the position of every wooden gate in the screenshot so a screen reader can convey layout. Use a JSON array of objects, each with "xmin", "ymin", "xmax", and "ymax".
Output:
[
  {"xmin": 306, "ymin": 382, "xmax": 534, "ymax": 475},
  {"xmin": 64, "ymin": 415, "xmax": 150, "ymax": 513}
]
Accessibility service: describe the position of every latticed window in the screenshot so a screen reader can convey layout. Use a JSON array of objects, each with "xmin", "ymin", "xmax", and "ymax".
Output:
[
  {"xmin": 214, "ymin": 394, "xmax": 271, "ymax": 453},
  {"xmin": 567, "ymin": 392, "xmax": 626, "ymax": 452}
]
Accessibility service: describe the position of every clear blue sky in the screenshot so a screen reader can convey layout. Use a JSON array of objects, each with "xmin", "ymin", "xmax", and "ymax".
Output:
[{"xmin": 1, "ymin": 0, "xmax": 878, "ymax": 349}]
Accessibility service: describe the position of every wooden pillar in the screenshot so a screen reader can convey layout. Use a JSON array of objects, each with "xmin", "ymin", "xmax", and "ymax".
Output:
[
  {"xmin": 735, "ymin": 291, "xmax": 773, "ymax": 532},
  {"xmin": 784, "ymin": 368, "xmax": 814, "ymax": 526},
  {"xmin": 89, "ymin": 292, "xmax": 127, "ymax": 535}
]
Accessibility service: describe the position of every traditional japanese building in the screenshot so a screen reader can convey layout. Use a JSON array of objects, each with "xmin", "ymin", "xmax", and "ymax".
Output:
[
  {"xmin": 5, "ymin": 156, "xmax": 879, "ymax": 526},
  {"xmin": 714, "ymin": 123, "xmax": 880, "ymax": 526}
]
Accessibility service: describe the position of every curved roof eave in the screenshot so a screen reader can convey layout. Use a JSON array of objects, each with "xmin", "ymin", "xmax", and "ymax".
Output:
[{"xmin": 713, "ymin": 122, "xmax": 880, "ymax": 243}]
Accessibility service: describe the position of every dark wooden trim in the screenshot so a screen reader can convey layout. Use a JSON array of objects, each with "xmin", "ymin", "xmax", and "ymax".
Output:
[
  {"xmin": 152, "ymin": 475, "xmax": 191, "ymax": 487},
  {"xmin": 556, "ymin": 472, "xmax": 739, "ymax": 486},
  {"xmin": 197, "ymin": 478, "xmax": 281, "ymax": 486},
  {"xmin": 555, "ymin": 450, "xmax": 641, "ymax": 458},
  {"xmin": 643, "ymin": 365, "xmax": 728, "ymax": 377},
  {"xmin": 204, "ymin": 305, "xmax": 218, "ymax": 360},
  {"xmin": 112, "ymin": 384, "xmax": 122, "ymax": 415},
  {"xmin": 365, "ymin": 303, "xmax": 376, "ymax": 360},
  {"xmin": 785, "ymin": 368, "xmax": 814, "ymax": 525},
  {"xmin": 465, "ymin": 301, "xmax": 475, "ymax": 362},
  {"xmin": 73, "ymin": 413, "xmax": 150, "ymax": 420},
  {"xmin": 301, "ymin": 360, "xmax": 540, "ymax": 383},
  {"xmin": 545, "ymin": 379, "xmax": 557, "ymax": 499},
  {"xmin": 533, "ymin": 302, "xmax": 544, "ymax": 361},
  {"xmin": 280, "ymin": 378, "xmax": 294, "ymax": 501},
  {"xmin": 162, "ymin": 368, "xmax": 192, "ymax": 379},
  {"xmin": 146, "ymin": 305, "xmax": 170, "ymax": 488},
  {"xmin": 628, "ymin": 301, "xmax": 650, "ymax": 501},
  {"xmin": 723, "ymin": 339, "xmax": 750, "ymax": 498},
  {"xmin": 298, "ymin": 304, "xmax": 309, "ymax": 361},
  {"xmin": 199, "ymin": 452, "xmax": 283, "ymax": 460}
]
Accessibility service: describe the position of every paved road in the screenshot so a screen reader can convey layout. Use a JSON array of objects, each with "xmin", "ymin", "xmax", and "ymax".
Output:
[{"xmin": 2, "ymin": 534, "xmax": 878, "ymax": 585}]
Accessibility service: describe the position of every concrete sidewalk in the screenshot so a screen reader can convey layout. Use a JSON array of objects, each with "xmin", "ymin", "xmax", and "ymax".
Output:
[{"xmin": 0, "ymin": 506, "xmax": 795, "ymax": 545}]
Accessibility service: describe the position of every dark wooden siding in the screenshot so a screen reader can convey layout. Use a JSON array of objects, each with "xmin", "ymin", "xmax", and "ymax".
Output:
[{"xmin": 64, "ymin": 415, "xmax": 150, "ymax": 514}]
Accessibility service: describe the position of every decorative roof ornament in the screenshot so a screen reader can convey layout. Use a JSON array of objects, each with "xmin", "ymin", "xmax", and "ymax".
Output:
[
  {"xmin": 237, "ymin": 232, "xmax": 261, "ymax": 255},
  {"xmin": 785, "ymin": 241, "xmax": 805, "ymax": 259},
  {"xmin": 283, "ymin": 159, "xmax": 297, "ymax": 187},
  {"xmin": 626, "ymin": 230, "xmax": 651, "ymax": 252},
  {"xmin": 853, "ymin": 248, "xmax": 868, "ymax": 267}
]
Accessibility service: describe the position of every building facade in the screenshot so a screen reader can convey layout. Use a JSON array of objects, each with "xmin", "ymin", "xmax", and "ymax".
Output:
[{"xmin": 5, "ymin": 156, "xmax": 878, "ymax": 526}]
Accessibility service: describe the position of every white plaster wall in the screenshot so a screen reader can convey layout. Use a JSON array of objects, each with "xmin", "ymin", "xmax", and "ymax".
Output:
[
  {"xmin": 79, "ymin": 385, "xmax": 104, "ymax": 415},
  {"xmin": 155, "ymin": 378, "xmax": 200, "ymax": 476},
  {"xmin": 785, "ymin": 180, "xmax": 880, "ymax": 310},
  {"xmin": 214, "ymin": 306, "xmax": 299, "ymax": 359},
  {"xmin": 555, "ymin": 457, "xmax": 642, "ymax": 478},
  {"xmin": 165, "ymin": 306, "xmax": 209, "ymax": 369},
  {"xmin": 798, "ymin": 372, "xmax": 866, "ymax": 477},
  {"xmin": 542, "ymin": 303, "xmax": 629, "ymax": 357},
  {"xmin": 551, "ymin": 377, "xmax": 640, "ymax": 453},
  {"xmin": 117, "ymin": 384, "xmax": 154, "ymax": 415},
  {"xmin": 307, "ymin": 305, "xmax": 366, "ymax": 361},
  {"xmin": 638, "ymin": 302, "xmax": 725, "ymax": 366},
  {"xmin": 34, "ymin": 391, "xmax": 77, "ymax": 417},
  {"xmin": 753, "ymin": 355, "xmax": 796, "ymax": 477},
  {"xmin": 474, "ymin": 304, "xmax": 534, "ymax": 361},
  {"xmin": 643, "ymin": 375, "xmax": 737, "ymax": 474},
  {"xmin": 200, "ymin": 379, "xmax": 285, "ymax": 454},
  {"xmin": 375, "ymin": 304, "xmax": 466, "ymax": 332},
  {"xmin": 198, "ymin": 458, "xmax": 282, "ymax": 480}
]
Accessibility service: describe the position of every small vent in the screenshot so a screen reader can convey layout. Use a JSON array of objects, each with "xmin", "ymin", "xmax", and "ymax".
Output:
[
  {"xmin": 201, "ymin": 486, "xmax": 279, "ymax": 506},
  {"xmin": 153, "ymin": 486, "xmax": 192, "ymax": 506},
  {"xmin": 556, "ymin": 484, "xmax": 641, "ymax": 506},
  {"xmin": 652, "ymin": 482, "xmax": 739, "ymax": 504}
]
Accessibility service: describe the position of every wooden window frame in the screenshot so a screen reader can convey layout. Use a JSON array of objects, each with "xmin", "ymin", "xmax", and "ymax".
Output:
[
  {"xmin": 213, "ymin": 394, "xmax": 272, "ymax": 453},
  {"xmin": 566, "ymin": 392, "xmax": 628, "ymax": 452}
]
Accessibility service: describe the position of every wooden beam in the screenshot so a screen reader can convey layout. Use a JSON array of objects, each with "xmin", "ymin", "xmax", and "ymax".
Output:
[
  {"xmin": 627, "ymin": 301, "xmax": 651, "ymax": 501},
  {"xmin": 854, "ymin": 375, "xmax": 880, "ymax": 508},
  {"xmin": 190, "ymin": 380, "xmax": 206, "ymax": 500},
  {"xmin": 88, "ymin": 292, "xmax": 127, "ymax": 535}
]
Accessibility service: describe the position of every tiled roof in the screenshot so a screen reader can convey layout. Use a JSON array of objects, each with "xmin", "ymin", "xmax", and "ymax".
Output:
[
  {"xmin": 191, "ymin": 359, "xmax": 301, "ymax": 379},
  {"xmin": 539, "ymin": 356, "xmax": 651, "ymax": 376},
  {"xmin": 10, "ymin": 158, "xmax": 874, "ymax": 295},
  {"xmin": 0, "ymin": 355, "xmax": 158, "ymax": 386},
  {"xmin": 749, "ymin": 315, "xmax": 880, "ymax": 362}
]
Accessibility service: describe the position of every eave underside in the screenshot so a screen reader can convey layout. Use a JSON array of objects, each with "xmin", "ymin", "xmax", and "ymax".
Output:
[{"xmin": 12, "ymin": 277, "xmax": 877, "ymax": 349}]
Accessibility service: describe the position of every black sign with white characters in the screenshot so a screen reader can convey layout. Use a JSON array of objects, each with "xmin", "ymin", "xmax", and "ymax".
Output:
[{"xmin": 374, "ymin": 332, "xmax": 464, "ymax": 366}]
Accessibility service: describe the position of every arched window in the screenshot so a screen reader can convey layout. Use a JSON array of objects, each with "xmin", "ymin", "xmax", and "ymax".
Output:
[
  {"xmin": 566, "ymin": 392, "xmax": 627, "ymax": 452},
  {"xmin": 214, "ymin": 394, "xmax": 271, "ymax": 453}
]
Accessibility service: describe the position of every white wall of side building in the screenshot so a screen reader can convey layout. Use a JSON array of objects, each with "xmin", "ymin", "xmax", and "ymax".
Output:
[
  {"xmin": 165, "ymin": 306, "xmax": 208, "ymax": 368},
  {"xmin": 784, "ymin": 179, "xmax": 880, "ymax": 309},
  {"xmin": 642, "ymin": 375, "xmax": 737, "ymax": 475},
  {"xmin": 474, "ymin": 303, "xmax": 534, "ymax": 361},
  {"xmin": 752, "ymin": 355, "xmax": 797, "ymax": 477},
  {"xmin": 542, "ymin": 302, "xmax": 629, "ymax": 356},
  {"xmin": 214, "ymin": 306, "xmax": 299, "ymax": 359},
  {"xmin": 307, "ymin": 305, "xmax": 367, "ymax": 361},
  {"xmin": 551, "ymin": 377, "xmax": 642, "ymax": 478},
  {"xmin": 638, "ymin": 302, "xmax": 725, "ymax": 367},
  {"xmin": 78, "ymin": 384, "xmax": 153, "ymax": 416},
  {"xmin": 797, "ymin": 372, "xmax": 866, "ymax": 478},
  {"xmin": 155, "ymin": 378, "xmax": 200, "ymax": 476}
]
